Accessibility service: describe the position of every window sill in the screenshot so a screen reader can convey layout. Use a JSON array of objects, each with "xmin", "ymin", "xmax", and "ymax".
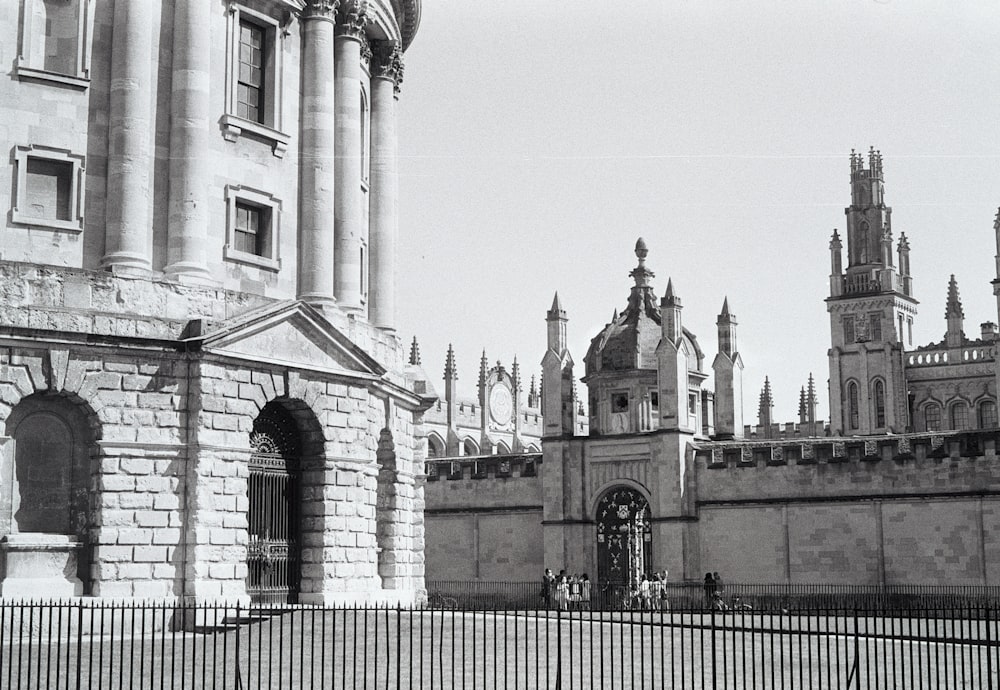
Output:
[
  {"xmin": 219, "ymin": 115, "xmax": 290, "ymax": 158},
  {"xmin": 224, "ymin": 245, "xmax": 281, "ymax": 272},
  {"xmin": 11, "ymin": 211, "xmax": 83, "ymax": 233},
  {"xmin": 15, "ymin": 62, "xmax": 90, "ymax": 90}
]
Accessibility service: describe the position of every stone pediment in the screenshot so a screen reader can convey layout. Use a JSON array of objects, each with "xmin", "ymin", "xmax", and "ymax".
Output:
[{"xmin": 185, "ymin": 301, "xmax": 386, "ymax": 377}]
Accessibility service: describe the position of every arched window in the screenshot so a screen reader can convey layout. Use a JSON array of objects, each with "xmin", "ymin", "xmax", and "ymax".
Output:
[
  {"xmin": 595, "ymin": 486, "xmax": 651, "ymax": 584},
  {"xmin": 858, "ymin": 221, "xmax": 870, "ymax": 263},
  {"xmin": 872, "ymin": 380, "xmax": 886, "ymax": 429},
  {"xmin": 924, "ymin": 403, "xmax": 942, "ymax": 432},
  {"xmin": 496, "ymin": 441, "xmax": 511, "ymax": 455},
  {"xmin": 463, "ymin": 438, "xmax": 479, "ymax": 457},
  {"xmin": 426, "ymin": 434, "xmax": 444, "ymax": 459},
  {"xmin": 950, "ymin": 402, "xmax": 969, "ymax": 431},
  {"xmin": 847, "ymin": 382, "xmax": 859, "ymax": 430},
  {"xmin": 979, "ymin": 401, "xmax": 998, "ymax": 429}
]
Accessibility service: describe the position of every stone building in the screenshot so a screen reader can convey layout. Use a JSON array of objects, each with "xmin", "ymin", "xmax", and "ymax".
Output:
[
  {"xmin": 425, "ymin": 150, "xmax": 1000, "ymax": 587},
  {"xmin": 0, "ymin": 0, "xmax": 433, "ymax": 605}
]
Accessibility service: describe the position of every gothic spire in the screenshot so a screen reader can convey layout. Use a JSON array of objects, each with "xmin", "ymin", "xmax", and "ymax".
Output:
[
  {"xmin": 946, "ymin": 274, "xmax": 964, "ymax": 319},
  {"xmin": 408, "ymin": 336, "xmax": 421, "ymax": 366},
  {"xmin": 443, "ymin": 344, "xmax": 457, "ymax": 380},
  {"xmin": 512, "ymin": 356, "xmax": 522, "ymax": 392}
]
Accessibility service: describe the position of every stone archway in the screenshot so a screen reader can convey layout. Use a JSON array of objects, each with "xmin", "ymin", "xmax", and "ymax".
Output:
[
  {"xmin": 595, "ymin": 485, "xmax": 652, "ymax": 584},
  {"xmin": 246, "ymin": 401, "xmax": 303, "ymax": 604}
]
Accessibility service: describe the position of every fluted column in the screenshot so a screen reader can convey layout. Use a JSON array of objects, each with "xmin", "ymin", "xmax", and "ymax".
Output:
[
  {"xmin": 368, "ymin": 41, "xmax": 403, "ymax": 329},
  {"xmin": 333, "ymin": 2, "xmax": 368, "ymax": 313},
  {"xmin": 297, "ymin": 0, "xmax": 339, "ymax": 307},
  {"xmin": 164, "ymin": 0, "xmax": 213, "ymax": 283},
  {"xmin": 102, "ymin": 0, "xmax": 152, "ymax": 275}
]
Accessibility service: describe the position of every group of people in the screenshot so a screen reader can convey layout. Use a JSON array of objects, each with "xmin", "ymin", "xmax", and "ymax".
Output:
[
  {"xmin": 630, "ymin": 571, "xmax": 671, "ymax": 610},
  {"xmin": 540, "ymin": 569, "xmax": 592, "ymax": 610},
  {"xmin": 703, "ymin": 571, "xmax": 726, "ymax": 608}
]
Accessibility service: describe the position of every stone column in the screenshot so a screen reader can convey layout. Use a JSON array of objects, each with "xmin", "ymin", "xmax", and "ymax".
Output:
[
  {"xmin": 333, "ymin": 3, "xmax": 369, "ymax": 313},
  {"xmin": 102, "ymin": 0, "xmax": 152, "ymax": 275},
  {"xmin": 368, "ymin": 42, "xmax": 403, "ymax": 330},
  {"xmin": 297, "ymin": 0, "xmax": 339, "ymax": 307},
  {"xmin": 164, "ymin": 0, "xmax": 213, "ymax": 283}
]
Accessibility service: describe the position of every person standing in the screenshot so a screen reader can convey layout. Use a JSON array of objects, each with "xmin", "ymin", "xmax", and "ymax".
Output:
[
  {"xmin": 580, "ymin": 574, "xmax": 592, "ymax": 611},
  {"xmin": 704, "ymin": 572, "xmax": 716, "ymax": 607},
  {"xmin": 541, "ymin": 568, "xmax": 555, "ymax": 609}
]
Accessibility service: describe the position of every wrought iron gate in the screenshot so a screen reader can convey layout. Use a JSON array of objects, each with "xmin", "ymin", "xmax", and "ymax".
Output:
[
  {"xmin": 246, "ymin": 403, "xmax": 301, "ymax": 604},
  {"xmin": 596, "ymin": 486, "xmax": 652, "ymax": 586}
]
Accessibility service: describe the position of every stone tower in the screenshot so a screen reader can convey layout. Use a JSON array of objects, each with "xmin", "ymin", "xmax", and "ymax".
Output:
[
  {"xmin": 712, "ymin": 297, "xmax": 744, "ymax": 439},
  {"xmin": 542, "ymin": 293, "xmax": 576, "ymax": 437},
  {"xmin": 827, "ymin": 148, "xmax": 917, "ymax": 434}
]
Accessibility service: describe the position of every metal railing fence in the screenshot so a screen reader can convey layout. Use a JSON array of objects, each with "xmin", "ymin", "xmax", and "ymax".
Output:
[
  {"xmin": 2, "ymin": 597, "xmax": 1000, "ymax": 689},
  {"xmin": 426, "ymin": 580, "xmax": 1000, "ymax": 613}
]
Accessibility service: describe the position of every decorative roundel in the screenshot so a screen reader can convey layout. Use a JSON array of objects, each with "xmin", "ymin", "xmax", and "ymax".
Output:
[{"xmin": 489, "ymin": 383, "xmax": 513, "ymax": 426}]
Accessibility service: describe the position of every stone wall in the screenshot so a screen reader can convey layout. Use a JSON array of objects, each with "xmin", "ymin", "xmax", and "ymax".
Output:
[{"xmin": 423, "ymin": 459, "xmax": 542, "ymax": 581}]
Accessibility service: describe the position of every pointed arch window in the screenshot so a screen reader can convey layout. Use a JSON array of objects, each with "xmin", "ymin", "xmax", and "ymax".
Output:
[
  {"xmin": 873, "ymin": 380, "xmax": 886, "ymax": 429},
  {"xmin": 847, "ymin": 381, "xmax": 859, "ymax": 430},
  {"xmin": 924, "ymin": 403, "xmax": 941, "ymax": 432},
  {"xmin": 979, "ymin": 401, "xmax": 998, "ymax": 429},
  {"xmin": 950, "ymin": 402, "xmax": 969, "ymax": 431}
]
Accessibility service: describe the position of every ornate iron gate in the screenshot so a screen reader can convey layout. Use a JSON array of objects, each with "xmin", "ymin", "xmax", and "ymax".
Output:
[
  {"xmin": 246, "ymin": 403, "xmax": 301, "ymax": 604},
  {"xmin": 596, "ymin": 486, "xmax": 652, "ymax": 585}
]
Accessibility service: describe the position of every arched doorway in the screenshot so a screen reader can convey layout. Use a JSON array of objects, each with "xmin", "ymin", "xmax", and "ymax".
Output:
[
  {"xmin": 595, "ymin": 486, "xmax": 652, "ymax": 584},
  {"xmin": 246, "ymin": 402, "xmax": 302, "ymax": 604}
]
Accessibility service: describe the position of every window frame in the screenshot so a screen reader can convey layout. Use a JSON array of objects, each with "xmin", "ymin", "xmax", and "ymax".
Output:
[
  {"xmin": 11, "ymin": 145, "xmax": 86, "ymax": 232},
  {"xmin": 221, "ymin": 2, "xmax": 290, "ymax": 157},
  {"xmin": 847, "ymin": 381, "xmax": 859, "ymax": 430},
  {"xmin": 924, "ymin": 403, "xmax": 942, "ymax": 432},
  {"xmin": 950, "ymin": 401, "xmax": 969, "ymax": 431},
  {"xmin": 223, "ymin": 185, "xmax": 282, "ymax": 271},
  {"xmin": 872, "ymin": 379, "xmax": 886, "ymax": 429},
  {"xmin": 843, "ymin": 315, "xmax": 856, "ymax": 345},
  {"xmin": 16, "ymin": 0, "xmax": 94, "ymax": 89},
  {"xmin": 979, "ymin": 401, "xmax": 998, "ymax": 430}
]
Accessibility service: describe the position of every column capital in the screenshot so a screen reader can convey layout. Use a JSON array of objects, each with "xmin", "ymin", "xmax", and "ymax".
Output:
[
  {"xmin": 372, "ymin": 41, "xmax": 404, "ymax": 92},
  {"xmin": 336, "ymin": 0, "xmax": 370, "ymax": 39},
  {"xmin": 302, "ymin": 0, "xmax": 339, "ymax": 21}
]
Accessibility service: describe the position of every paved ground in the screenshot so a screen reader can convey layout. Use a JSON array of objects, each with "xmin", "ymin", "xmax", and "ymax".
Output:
[{"xmin": 2, "ymin": 607, "xmax": 998, "ymax": 688}]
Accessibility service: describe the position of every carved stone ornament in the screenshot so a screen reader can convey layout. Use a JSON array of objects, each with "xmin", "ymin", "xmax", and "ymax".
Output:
[
  {"xmin": 302, "ymin": 0, "xmax": 339, "ymax": 20},
  {"xmin": 336, "ymin": 0, "xmax": 369, "ymax": 37},
  {"xmin": 372, "ymin": 41, "xmax": 404, "ymax": 89},
  {"xmin": 360, "ymin": 35, "xmax": 373, "ymax": 64}
]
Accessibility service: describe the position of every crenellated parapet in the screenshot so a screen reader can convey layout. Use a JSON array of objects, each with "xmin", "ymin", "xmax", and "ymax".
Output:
[
  {"xmin": 423, "ymin": 453, "xmax": 541, "ymax": 481},
  {"xmin": 698, "ymin": 429, "xmax": 997, "ymax": 472}
]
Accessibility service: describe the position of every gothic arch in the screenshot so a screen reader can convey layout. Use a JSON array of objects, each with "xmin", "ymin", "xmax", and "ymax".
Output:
[
  {"xmin": 426, "ymin": 431, "xmax": 445, "ymax": 458},
  {"xmin": 462, "ymin": 437, "xmax": 479, "ymax": 456},
  {"xmin": 589, "ymin": 478, "xmax": 652, "ymax": 518},
  {"xmin": 495, "ymin": 440, "xmax": 511, "ymax": 455},
  {"xmin": 593, "ymin": 484, "xmax": 653, "ymax": 584}
]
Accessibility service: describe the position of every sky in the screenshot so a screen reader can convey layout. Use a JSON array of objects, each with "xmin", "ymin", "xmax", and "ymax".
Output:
[{"xmin": 393, "ymin": 0, "xmax": 1000, "ymax": 424}]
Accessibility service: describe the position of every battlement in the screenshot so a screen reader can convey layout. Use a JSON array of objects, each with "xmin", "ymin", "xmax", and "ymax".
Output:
[
  {"xmin": 741, "ymin": 421, "xmax": 829, "ymax": 440},
  {"xmin": 697, "ymin": 429, "xmax": 997, "ymax": 470},
  {"xmin": 424, "ymin": 453, "xmax": 542, "ymax": 481}
]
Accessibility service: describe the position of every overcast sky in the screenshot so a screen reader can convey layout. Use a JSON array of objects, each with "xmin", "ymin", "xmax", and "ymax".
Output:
[{"xmin": 394, "ymin": 0, "xmax": 1000, "ymax": 424}]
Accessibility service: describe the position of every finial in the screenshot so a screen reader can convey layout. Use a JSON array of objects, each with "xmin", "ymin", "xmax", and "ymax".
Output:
[
  {"xmin": 898, "ymin": 232, "xmax": 909, "ymax": 251},
  {"xmin": 720, "ymin": 297, "xmax": 730, "ymax": 317},
  {"xmin": 994, "ymin": 207, "xmax": 1000, "ymax": 231},
  {"xmin": 635, "ymin": 237, "xmax": 648, "ymax": 261},
  {"xmin": 408, "ymin": 336, "xmax": 421, "ymax": 366},
  {"xmin": 611, "ymin": 308, "xmax": 619, "ymax": 322},
  {"xmin": 946, "ymin": 274, "xmax": 964, "ymax": 318},
  {"xmin": 443, "ymin": 343, "xmax": 457, "ymax": 380},
  {"xmin": 830, "ymin": 229, "xmax": 842, "ymax": 248}
]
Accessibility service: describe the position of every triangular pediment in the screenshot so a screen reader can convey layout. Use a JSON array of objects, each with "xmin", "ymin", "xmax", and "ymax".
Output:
[{"xmin": 186, "ymin": 301, "xmax": 386, "ymax": 377}]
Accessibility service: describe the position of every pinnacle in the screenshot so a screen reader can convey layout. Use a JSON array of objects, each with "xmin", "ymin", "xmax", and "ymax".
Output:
[
  {"xmin": 720, "ymin": 297, "xmax": 730, "ymax": 317},
  {"xmin": 664, "ymin": 278, "xmax": 674, "ymax": 299},
  {"xmin": 408, "ymin": 335, "xmax": 421, "ymax": 366},
  {"xmin": 548, "ymin": 291, "xmax": 565, "ymax": 318}
]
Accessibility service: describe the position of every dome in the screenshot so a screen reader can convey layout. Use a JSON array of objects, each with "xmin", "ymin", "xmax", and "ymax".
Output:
[{"xmin": 583, "ymin": 241, "xmax": 703, "ymax": 377}]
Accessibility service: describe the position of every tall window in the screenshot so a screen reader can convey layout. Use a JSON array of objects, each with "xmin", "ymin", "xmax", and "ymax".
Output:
[
  {"xmin": 898, "ymin": 314, "xmax": 904, "ymax": 343},
  {"xmin": 951, "ymin": 402, "xmax": 969, "ymax": 431},
  {"xmin": 873, "ymin": 380, "xmax": 886, "ymax": 429},
  {"xmin": 979, "ymin": 401, "xmax": 998, "ymax": 429},
  {"xmin": 869, "ymin": 313, "xmax": 882, "ymax": 342},
  {"xmin": 924, "ymin": 404, "xmax": 942, "ymax": 432},
  {"xmin": 237, "ymin": 20, "xmax": 266, "ymax": 123},
  {"xmin": 843, "ymin": 316, "xmax": 856, "ymax": 344},
  {"xmin": 223, "ymin": 6, "xmax": 288, "ymax": 155},
  {"xmin": 847, "ymin": 382, "xmax": 859, "ymax": 430}
]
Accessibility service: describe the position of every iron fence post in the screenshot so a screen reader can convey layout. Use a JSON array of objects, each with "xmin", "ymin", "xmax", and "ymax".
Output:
[{"xmin": 711, "ymin": 606, "xmax": 718, "ymax": 690}]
